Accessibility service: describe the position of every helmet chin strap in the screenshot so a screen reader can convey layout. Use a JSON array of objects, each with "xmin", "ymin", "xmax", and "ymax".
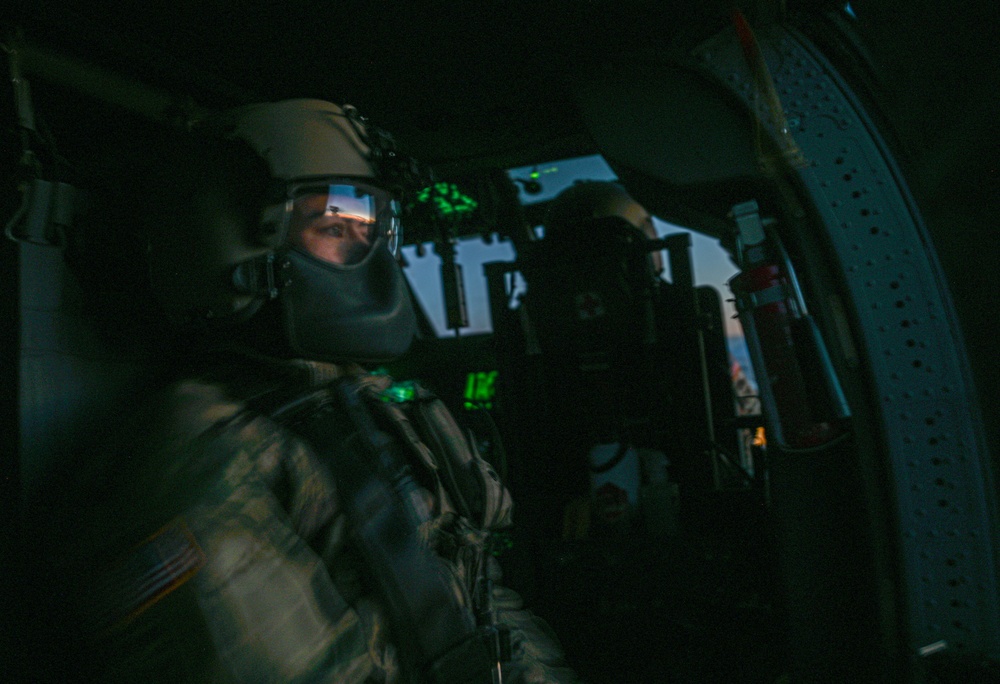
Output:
[
  {"xmin": 230, "ymin": 252, "xmax": 292, "ymax": 301},
  {"xmin": 229, "ymin": 199, "xmax": 297, "ymax": 303}
]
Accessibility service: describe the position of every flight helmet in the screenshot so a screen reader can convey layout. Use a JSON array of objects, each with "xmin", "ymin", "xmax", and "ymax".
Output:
[
  {"xmin": 544, "ymin": 180, "xmax": 662, "ymax": 273},
  {"xmin": 545, "ymin": 181, "xmax": 655, "ymax": 238},
  {"xmin": 146, "ymin": 99, "xmax": 417, "ymax": 363}
]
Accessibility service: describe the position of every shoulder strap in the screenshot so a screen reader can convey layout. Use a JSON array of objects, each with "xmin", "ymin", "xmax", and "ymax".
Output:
[
  {"xmin": 262, "ymin": 378, "xmax": 509, "ymax": 684},
  {"xmin": 375, "ymin": 382, "xmax": 511, "ymax": 531}
]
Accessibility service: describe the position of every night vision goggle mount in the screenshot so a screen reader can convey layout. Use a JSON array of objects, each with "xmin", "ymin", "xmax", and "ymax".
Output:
[{"xmin": 342, "ymin": 105, "xmax": 430, "ymax": 195}]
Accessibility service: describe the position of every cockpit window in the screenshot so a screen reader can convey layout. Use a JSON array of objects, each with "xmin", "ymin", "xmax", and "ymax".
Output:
[
  {"xmin": 507, "ymin": 155, "xmax": 617, "ymax": 206},
  {"xmin": 402, "ymin": 235, "xmax": 519, "ymax": 336},
  {"xmin": 402, "ymin": 153, "xmax": 753, "ymax": 385}
]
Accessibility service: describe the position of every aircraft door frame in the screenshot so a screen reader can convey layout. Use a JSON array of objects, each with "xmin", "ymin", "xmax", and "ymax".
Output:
[
  {"xmin": 575, "ymin": 16, "xmax": 1000, "ymax": 677},
  {"xmin": 692, "ymin": 21, "xmax": 1000, "ymax": 665}
]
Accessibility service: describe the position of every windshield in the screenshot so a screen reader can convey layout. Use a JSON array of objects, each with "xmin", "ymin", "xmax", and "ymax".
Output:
[{"xmin": 402, "ymin": 155, "xmax": 749, "ymax": 371}]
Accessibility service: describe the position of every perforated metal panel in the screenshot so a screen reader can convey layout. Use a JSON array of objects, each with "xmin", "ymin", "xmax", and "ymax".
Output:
[{"xmin": 693, "ymin": 25, "xmax": 1000, "ymax": 656}]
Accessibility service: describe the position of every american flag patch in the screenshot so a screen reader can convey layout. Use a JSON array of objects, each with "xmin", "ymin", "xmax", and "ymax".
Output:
[{"xmin": 104, "ymin": 517, "xmax": 206, "ymax": 627}]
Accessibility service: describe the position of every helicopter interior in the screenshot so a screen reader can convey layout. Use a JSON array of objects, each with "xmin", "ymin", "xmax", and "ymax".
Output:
[{"xmin": 3, "ymin": 1, "xmax": 999, "ymax": 682}]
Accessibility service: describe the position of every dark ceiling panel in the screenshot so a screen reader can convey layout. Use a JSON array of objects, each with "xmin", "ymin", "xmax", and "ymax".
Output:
[{"xmin": 10, "ymin": 0, "xmax": 709, "ymax": 172}]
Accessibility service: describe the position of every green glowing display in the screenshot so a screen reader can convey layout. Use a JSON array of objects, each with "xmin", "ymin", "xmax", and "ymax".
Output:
[
  {"xmin": 529, "ymin": 166, "xmax": 558, "ymax": 180},
  {"xmin": 486, "ymin": 530, "xmax": 513, "ymax": 557},
  {"xmin": 380, "ymin": 379, "xmax": 417, "ymax": 403},
  {"xmin": 416, "ymin": 182, "xmax": 478, "ymax": 217},
  {"xmin": 464, "ymin": 370, "xmax": 497, "ymax": 410}
]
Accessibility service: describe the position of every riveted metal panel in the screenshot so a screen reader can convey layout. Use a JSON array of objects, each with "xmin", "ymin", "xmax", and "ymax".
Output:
[{"xmin": 693, "ymin": 25, "xmax": 1000, "ymax": 655}]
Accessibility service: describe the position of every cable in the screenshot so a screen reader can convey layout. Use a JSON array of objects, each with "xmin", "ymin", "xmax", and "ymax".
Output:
[{"xmin": 3, "ymin": 183, "xmax": 31, "ymax": 243}]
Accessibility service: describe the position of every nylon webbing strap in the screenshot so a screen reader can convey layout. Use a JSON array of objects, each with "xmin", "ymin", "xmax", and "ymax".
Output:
[{"xmin": 283, "ymin": 379, "xmax": 500, "ymax": 684}]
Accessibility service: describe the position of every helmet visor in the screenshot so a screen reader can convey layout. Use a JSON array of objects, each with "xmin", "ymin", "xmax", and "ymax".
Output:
[{"xmin": 286, "ymin": 180, "xmax": 401, "ymax": 265}]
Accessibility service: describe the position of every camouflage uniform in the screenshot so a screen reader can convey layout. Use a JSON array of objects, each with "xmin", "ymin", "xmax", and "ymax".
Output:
[{"xmin": 52, "ymin": 355, "xmax": 578, "ymax": 683}]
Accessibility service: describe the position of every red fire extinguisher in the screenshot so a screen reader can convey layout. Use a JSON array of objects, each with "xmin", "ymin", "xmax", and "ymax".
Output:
[{"xmin": 729, "ymin": 202, "xmax": 850, "ymax": 450}]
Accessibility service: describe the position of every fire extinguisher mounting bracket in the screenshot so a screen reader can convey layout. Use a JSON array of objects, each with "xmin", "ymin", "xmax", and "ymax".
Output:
[
  {"xmin": 730, "ymin": 200, "xmax": 777, "ymax": 269},
  {"xmin": 733, "ymin": 281, "xmax": 797, "ymax": 312}
]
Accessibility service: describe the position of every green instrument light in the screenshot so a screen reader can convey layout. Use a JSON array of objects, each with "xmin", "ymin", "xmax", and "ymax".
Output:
[
  {"xmin": 464, "ymin": 370, "xmax": 497, "ymax": 410},
  {"xmin": 381, "ymin": 379, "xmax": 418, "ymax": 403},
  {"xmin": 486, "ymin": 530, "xmax": 514, "ymax": 557},
  {"xmin": 528, "ymin": 166, "xmax": 558, "ymax": 181},
  {"xmin": 416, "ymin": 182, "xmax": 478, "ymax": 218}
]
